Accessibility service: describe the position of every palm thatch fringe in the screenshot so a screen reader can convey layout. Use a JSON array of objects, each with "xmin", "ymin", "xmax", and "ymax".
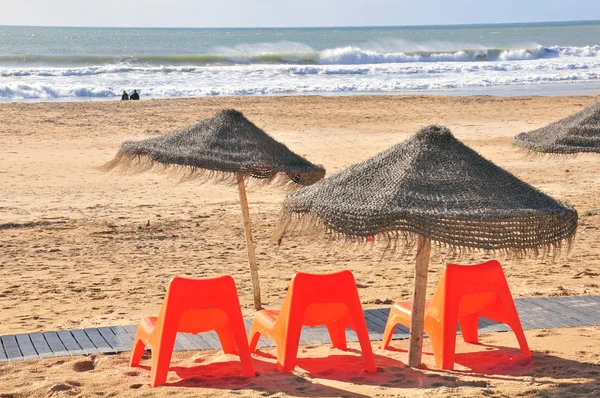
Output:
[
  {"xmin": 100, "ymin": 152, "xmax": 319, "ymax": 191},
  {"xmin": 513, "ymin": 101, "xmax": 600, "ymax": 154},
  {"xmin": 275, "ymin": 210, "xmax": 575, "ymax": 260}
]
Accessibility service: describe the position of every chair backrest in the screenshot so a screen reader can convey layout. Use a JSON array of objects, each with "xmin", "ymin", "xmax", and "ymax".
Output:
[
  {"xmin": 278, "ymin": 270, "xmax": 361, "ymax": 328},
  {"xmin": 156, "ymin": 275, "xmax": 240, "ymax": 334},
  {"xmin": 429, "ymin": 260, "xmax": 511, "ymax": 318}
]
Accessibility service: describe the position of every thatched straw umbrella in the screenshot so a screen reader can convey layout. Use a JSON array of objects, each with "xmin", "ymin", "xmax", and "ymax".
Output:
[
  {"xmin": 513, "ymin": 101, "xmax": 600, "ymax": 154},
  {"xmin": 276, "ymin": 125, "xmax": 577, "ymax": 367},
  {"xmin": 103, "ymin": 109, "xmax": 325, "ymax": 310}
]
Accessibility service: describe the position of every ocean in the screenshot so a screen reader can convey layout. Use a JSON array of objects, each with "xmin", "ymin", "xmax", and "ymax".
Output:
[{"xmin": 1, "ymin": 21, "xmax": 600, "ymax": 102}]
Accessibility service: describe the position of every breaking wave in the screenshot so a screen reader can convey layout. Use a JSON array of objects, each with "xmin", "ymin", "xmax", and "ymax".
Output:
[{"xmin": 0, "ymin": 45, "xmax": 599, "ymax": 69}]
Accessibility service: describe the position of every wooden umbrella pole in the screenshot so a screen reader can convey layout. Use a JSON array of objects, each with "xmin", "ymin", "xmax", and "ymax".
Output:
[
  {"xmin": 408, "ymin": 235, "xmax": 432, "ymax": 368},
  {"xmin": 237, "ymin": 174, "xmax": 262, "ymax": 310}
]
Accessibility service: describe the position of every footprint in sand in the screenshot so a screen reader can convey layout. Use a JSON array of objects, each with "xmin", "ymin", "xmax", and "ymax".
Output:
[
  {"xmin": 49, "ymin": 380, "xmax": 80, "ymax": 394},
  {"xmin": 72, "ymin": 359, "xmax": 95, "ymax": 372}
]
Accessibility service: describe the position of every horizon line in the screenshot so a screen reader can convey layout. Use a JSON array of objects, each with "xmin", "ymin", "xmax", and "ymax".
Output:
[{"xmin": 1, "ymin": 18, "xmax": 599, "ymax": 30}]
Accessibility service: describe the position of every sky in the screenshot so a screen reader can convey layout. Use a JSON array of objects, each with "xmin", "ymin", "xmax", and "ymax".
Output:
[{"xmin": 2, "ymin": 0, "xmax": 600, "ymax": 28}]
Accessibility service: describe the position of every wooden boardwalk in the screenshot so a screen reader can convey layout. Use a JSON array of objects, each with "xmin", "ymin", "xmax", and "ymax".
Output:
[{"xmin": 1, "ymin": 296, "xmax": 599, "ymax": 362}]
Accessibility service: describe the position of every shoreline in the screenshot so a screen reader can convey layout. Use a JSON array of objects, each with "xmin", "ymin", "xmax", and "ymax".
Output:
[{"xmin": 3, "ymin": 83, "xmax": 600, "ymax": 104}]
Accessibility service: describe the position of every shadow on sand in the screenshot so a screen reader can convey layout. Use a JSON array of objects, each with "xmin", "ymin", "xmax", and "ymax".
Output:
[{"xmin": 135, "ymin": 341, "xmax": 599, "ymax": 396}]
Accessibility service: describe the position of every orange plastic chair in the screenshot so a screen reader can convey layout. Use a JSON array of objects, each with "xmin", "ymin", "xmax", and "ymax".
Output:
[
  {"xmin": 130, "ymin": 275, "xmax": 255, "ymax": 387},
  {"xmin": 381, "ymin": 260, "xmax": 531, "ymax": 370},
  {"xmin": 248, "ymin": 270, "xmax": 377, "ymax": 373}
]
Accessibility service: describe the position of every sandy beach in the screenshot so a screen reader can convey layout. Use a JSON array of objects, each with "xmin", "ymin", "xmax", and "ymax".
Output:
[{"xmin": 1, "ymin": 94, "xmax": 599, "ymax": 397}]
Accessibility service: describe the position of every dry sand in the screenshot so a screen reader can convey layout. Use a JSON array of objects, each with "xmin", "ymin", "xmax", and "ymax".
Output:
[{"xmin": 0, "ymin": 94, "xmax": 599, "ymax": 397}]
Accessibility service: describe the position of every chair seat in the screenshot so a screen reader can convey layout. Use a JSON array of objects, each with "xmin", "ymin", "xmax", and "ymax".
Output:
[
  {"xmin": 392, "ymin": 301, "xmax": 431, "ymax": 328},
  {"xmin": 140, "ymin": 316, "xmax": 159, "ymax": 334},
  {"xmin": 254, "ymin": 309, "xmax": 281, "ymax": 329}
]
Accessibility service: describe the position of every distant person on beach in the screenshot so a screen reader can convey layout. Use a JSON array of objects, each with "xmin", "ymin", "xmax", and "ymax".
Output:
[
  {"xmin": 130, "ymin": 89, "xmax": 140, "ymax": 100},
  {"xmin": 121, "ymin": 91, "xmax": 129, "ymax": 100}
]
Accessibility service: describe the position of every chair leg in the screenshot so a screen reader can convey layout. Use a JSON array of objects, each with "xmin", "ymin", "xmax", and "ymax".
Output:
[
  {"xmin": 248, "ymin": 322, "xmax": 262, "ymax": 353},
  {"xmin": 496, "ymin": 294, "xmax": 532, "ymax": 359},
  {"xmin": 434, "ymin": 320, "xmax": 458, "ymax": 370},
  {"xmin": 380, "ymin": 314, "xmax": 398, "ymax": 350},
  {"xmin": 507, "ymin": 319, "xmax": 531, "ymax": 358},
  {"xmin": 149, "ymin": 334, "xmax": 177, "ymax": 387},
  {"xmin": 130, "ymin": 338, "xmax": 146, "ymax": 367},
  {"xmin": 326, "ymin": 320, "xmax": 347, "ymax": 350},
  {"xmin": 215, "ymin": 324, "xmax": 237, "ymax": 354},
  {"xmin": 458, "ymin": 314, "xmax": 480, "ymax": 344},
  {"xmin": 349, "ymin": 307, "xmax": 377, "ymax": 373},
  {"xmin": 229, "ymin": 315, "xmax": 256, "ymax": 377},
  {"xmin": 278, "ymin": 327, "xmax": 302, "ymax": 373}
]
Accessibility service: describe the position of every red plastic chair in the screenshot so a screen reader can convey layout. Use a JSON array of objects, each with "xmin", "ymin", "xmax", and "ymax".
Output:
[
  {"xmin": 381, "ymin": 260, "xmax": 531, "ymax": 370},
  {"xmin": 248, "ymin": 270, "xmax": 377, "ymax": 373},
  {"xmin": 130, "ymin": 275, "xmax": 255, "ymax": 387}
]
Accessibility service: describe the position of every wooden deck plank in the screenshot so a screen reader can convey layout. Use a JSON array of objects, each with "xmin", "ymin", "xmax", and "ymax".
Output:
[
  {"xmin": 345, "ymin": 328, "xmax": 359, "ymax": 342},
  {"xmin": 110, "ymin": 326, "xmax": 135, "ymax": 349},
  {"xmin": 525, "ymin": 298, "xmax": 581, "ymax": 327},
  {"xmin": 308, "ymin": 326, "xmax": 332, "ymax": 344},
  {"xmin": 510, "ymin": 306, "xmax": 540, "ymax": 330},
  {"xmin": 536, "ymin": 297, "xmax": 599, "ymax": 325},
  {"xmin": 368, "ymin": 308, "xmax": 390, "ymax": 324},
  {"xmin": 0, "ymin": 338, "xmax": 7, "ymax": 362},
  {"xmin": 522, "ymin": 298, "xmax": 578, "ymax": 328},
  {"xmin": 304, "ymin": 326, "xmax": 331, "ymax": 344},
  {"xmin": 364, "ymin": 312, "xmax": 384, "ymax": 340},
  {"xmin": 173, "ymin": 333, "xmax": 192, "ymax": 351},
  {"xmin": 299, "ymin": 328, "xmax": 324, "ymax": 345},
  {"xmin": 15, "ymin": 334, "xmax": 39, "ymax": 360},
  {"xmin": 584, "ymin": 296, "xmax": 600, "ymax": 305},
  {"xmin": 97, "ymin": 327, "xmax": 130, "ymax": 352},
  {"xmin": 364, "ymin": 310, "xmax": 387, "ymax": 331},
  {"xmin": 512, "ymin": 300, "xmax": 565, "ymax": 329},
  {"xmin": 197, "ymin": 331, "xmax": 221, "ymax": 350},
  {"xmin": 29, "ymin": 332, "xmax": 55, "ymax": 358},
  {"xmin": 1, "ymin": 335, "xmax": 23, "ymax": 361},
  {"xmin": 71, "ymin": 330, "xmax": 100, "ymax": 355},
  {"xmin": 43, "ymin": 332, "xmax": 71, "ymax": 357},
  {"xmin": 83, "ymin": 328, "xmax": 117, "ymax": 354},
  {"xmin": 176, "ymin": 333, "xmax": 202, "ymax": 350},
  {"xmin": 170, "ymin": 339, "xmax": 187, "ymax": 352},
  {"xmin": 560, "ymin": 296, "xmax": 600, "ymax": 310},
  {"xmin": 123, "ymin": 325, "xmax": 139, "ymax": 340},
  {"xmin": 476, "ymin": 316, "xmax": 510, "ymax": 332},
  {"xmin": 56, "ymin": 331, "xmax": 87, "ymax": 356},
  {"xmin": 185, "ymin": 333, "xmax": 217, "ymax": 351},
  {"xmin": 529, "ymin": 298, "xmax": 588, "ymax": 327}
]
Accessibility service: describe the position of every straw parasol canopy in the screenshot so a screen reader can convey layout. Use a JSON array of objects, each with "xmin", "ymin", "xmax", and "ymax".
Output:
[
  {"xmin": 513, "ymin": 101, "xmax": 600, "ymax": 154},
  {"xmin": 277, "ymin": 125, "xmax": 577, "ymax": 367},
  {"xmin": 103, "ymin": 109, "xmax": 325, "ymax": 187},
  {"xmin": 103, "ymin": 109, "xmax": 325, "ymax": 310}
]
